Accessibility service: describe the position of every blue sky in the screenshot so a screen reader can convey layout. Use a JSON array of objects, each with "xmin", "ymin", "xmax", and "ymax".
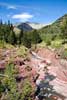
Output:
[{"xmin": 0, "ymin": 0, "xmax": 67, "ymax": 24}]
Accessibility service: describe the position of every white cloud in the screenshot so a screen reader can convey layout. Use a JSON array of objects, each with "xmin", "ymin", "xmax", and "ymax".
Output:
[
  {"xmin": 12, "ymin": 13, "xmax": 34, "ymax": 21},
  {"xmin": 7, "ymin": 5, "xmax": 17, "ymax": 9},
  {"xmin": 0, "ymin": 2, "xmax": 17, "ymax": 9},
  {"xmin": 0, "ymin": 2, "xmax": 37, "ymax": 10}
]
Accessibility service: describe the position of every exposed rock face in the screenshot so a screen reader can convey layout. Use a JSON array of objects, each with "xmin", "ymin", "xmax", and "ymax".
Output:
[
  {"xmin": 27, "ymin": 22, "xmax": 46, "ymax": 30},
  {"xmin": 30, "ymin": 48, "xmax": 67, "ymax": 99},
  {"xmin": 15, "ymin": 22, "xmax": 46, "ymax": 31},
  {"xmin": 0, "ymin": 47, "xmax": 67, "ymax": 99},
  {"xmin": 0, "ymin": 60, "xmax": 6, "ymax": 69},
  {"xmin": 17, "ymin": 23, "xmax": 33, "ymax": 31}
]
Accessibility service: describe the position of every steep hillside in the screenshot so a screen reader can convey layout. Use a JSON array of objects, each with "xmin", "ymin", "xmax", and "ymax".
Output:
[
  {"xmin": 39, "ymin": 14, "xmax": 67, "ymax": 41},
  {"xmin": 53, "ymin": 14, "xmax": 67, "ymax": 26}
]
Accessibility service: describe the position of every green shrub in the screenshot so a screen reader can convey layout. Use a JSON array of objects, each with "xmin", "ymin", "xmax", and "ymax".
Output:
[{"xmin": 21, "ymin": 79, "xmax": 34, "ymax": 100}]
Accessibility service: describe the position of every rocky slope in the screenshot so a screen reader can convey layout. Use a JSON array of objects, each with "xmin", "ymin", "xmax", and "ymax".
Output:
[
  {"xmin": 0, "ymin": 47, "xmax": 67, "ymax": 100},
  {"xmin": 14, "ymin": 22, "xmax": 46, "ymax": 31},
  {"xmin": 30, "ymin": 48, "xmax": 67, "ymax": 100}
]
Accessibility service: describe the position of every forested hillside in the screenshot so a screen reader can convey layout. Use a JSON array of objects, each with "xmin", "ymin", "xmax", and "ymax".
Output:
[
  {"xmin": 0, "ymin": 14, "xmax": 67, "ymax": 49},
  {"xmin": 0, "ymin": 21, "xmax": 42, "ymax": 48},
  {"xmin": 38, "ymin": 14, "xmax": 67, "ymax": 44}
]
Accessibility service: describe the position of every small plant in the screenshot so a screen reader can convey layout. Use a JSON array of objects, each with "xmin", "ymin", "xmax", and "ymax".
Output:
[
  {"xmin": 21, "ymin": 79, "xmax": 34, "ymax": 100},
  {"xmin": 46, "ymin": 40, "xmax": 51, "ymax": 46}
]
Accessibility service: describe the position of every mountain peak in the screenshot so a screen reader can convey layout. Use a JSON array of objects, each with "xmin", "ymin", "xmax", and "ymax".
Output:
[{"xmin": 15, "ymin": 22, "xmax": 46, "ymax": 31}]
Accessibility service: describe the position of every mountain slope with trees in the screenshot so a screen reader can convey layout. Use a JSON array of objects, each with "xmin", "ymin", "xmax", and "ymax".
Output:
[
  {"xmin": 38, "ymin": 14, "xmax": 67, "ymax": 43},
  {"xmin": 0, "ymin": 14, "xmax": 67, "ymax": 49},
  {"xmin": 0, "ymin": 20, "xmax": 42, "ymax": 48}
]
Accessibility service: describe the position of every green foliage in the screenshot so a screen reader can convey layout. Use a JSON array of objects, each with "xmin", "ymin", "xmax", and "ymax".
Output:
[
  {"xmin": 51, "ymin": 39, "xmax": 62, "ymax": 48},
  {"xmin": 38, "ymin": 14, "xmax": 67, "ymax": 46},
  {"xmin": 0, "ymin": 59, "xmax": 34, "ymax": 100},
  {"xmin": 21, "ymin": 79, "xmax": 34, "ymax": 100},
  {"xmin": 22, "ymin": 32, "xmax": 31, "ymax": 48},
  {"xmin": 60, "ymin": 49, "xmax": 67, "ymax": 59},
  {"xmin": 8, "ymin": 30, "xmax": 17, "ymax": 45},
  {"xmin": 0, "ymin": 20, "xmax": 42, "ymax": 48},
  {"xmin": 18, "ymin": 29, "xmax": 23, "ymax": 45},
  {"xmin": 22, "ymin": 30, "xmax": 42, "ymax": 48},
  {"xmin": 1, "ymin": 63, "xmax": 20, "ymax": 100},
  {"xmin": 30, "ymin": 30, "xmax": 42, "ymax": 44},
  {"xmin": 16, "ymin": 45, "xmax": 28, "ymax": 57},
  {"xmin": 0, "ymin": 20, "xmax": 17, "ymax": 46},
  {"xmin": 46, "ymin": 40, "xmax": 51, "ymax": 46},
  {"xmin": 5, "ymin": 63, "xmax": 18, "ymax": 76},
  {"xmin": 0, "ymin": 83, "xmax": 5, "ymax": 93},
  {"xmin": 61, "ymin": 18, "xmax": 67, "ymax": 41}
]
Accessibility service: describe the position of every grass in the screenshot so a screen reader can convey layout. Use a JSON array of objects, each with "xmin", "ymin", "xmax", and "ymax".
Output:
[
  {"xmin": 37, "ymin": 41, "xmax": 46, "ymax": 48},
  {"xmin": 61, "ymin": 49, "xmax": 67, "ymax": 59},
  {"xmin": 16, "ymin": 45, "xmax": 28, "ymax": 57},
  {"xmin": 63, "ymin": 43, "xmax": 67, "ymax": 49},
  {"xmin": 0, "ymin": 41, "xmax": 14, "ymax": 49},
  {"xmin": 37, "ymin": 39, "xmax": 63, "ymax": 49},
  {"xmin": 51, "ymin": 39, "xmax": 63, "ymax": 48}
]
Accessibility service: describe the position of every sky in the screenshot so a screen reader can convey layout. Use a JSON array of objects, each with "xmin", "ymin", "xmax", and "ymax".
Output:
[{"xmin": 0, "ymin": 0, "xmax": 67, "ymax": 24}]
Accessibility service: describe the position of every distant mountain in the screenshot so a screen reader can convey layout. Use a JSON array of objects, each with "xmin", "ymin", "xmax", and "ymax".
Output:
[
  {"xmin": 26, "ymin": 22, "xmax": 46, "ymax": 30},
  {"xmin": 14, "ymin": 14, "xmax": 67, "ymax": 39},
  {"xmin": 14, "ymin": 22, "xmax": 46, "ymax": 32}
]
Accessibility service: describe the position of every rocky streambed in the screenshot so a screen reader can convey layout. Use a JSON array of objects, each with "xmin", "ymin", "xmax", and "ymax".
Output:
[
  {"xmin": 0, "ymin": 47, "xmax": 67, "ymax": 100},
  {"xmin": 30, "ymin": 48, "xmax": 67, "ymax": 100}
]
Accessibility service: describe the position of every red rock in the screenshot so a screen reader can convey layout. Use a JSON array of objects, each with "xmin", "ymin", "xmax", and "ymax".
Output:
[{"xmin": 0, "ymin": 60, "xmax": 6, "ymax": 69}]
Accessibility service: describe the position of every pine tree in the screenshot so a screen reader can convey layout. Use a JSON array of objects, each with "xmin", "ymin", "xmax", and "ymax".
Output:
[
  {"xmin": 8, "ymin": 30, "xmax": 17, "ymax": 45},
  {"xmin": 0, "ymin": 19, "xmax": 3, "ymax": 26},
  {"xmin": 31, "ymin": 30, "xmax": 42, "ymax": 44},
  {"xmin": 61, "ymin": 19, "xmax": 67, "ymax": 43},
  {"xmin": 18, "ymin": 30, "xmax": 23, "ymax": 45},
  {"xmin": 2, "ymin": 63, "xmax": 20, "ymax": 100},
  {"xmin": 22, "ymin": 33, "xmax": 31, "ymax": 48}
]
